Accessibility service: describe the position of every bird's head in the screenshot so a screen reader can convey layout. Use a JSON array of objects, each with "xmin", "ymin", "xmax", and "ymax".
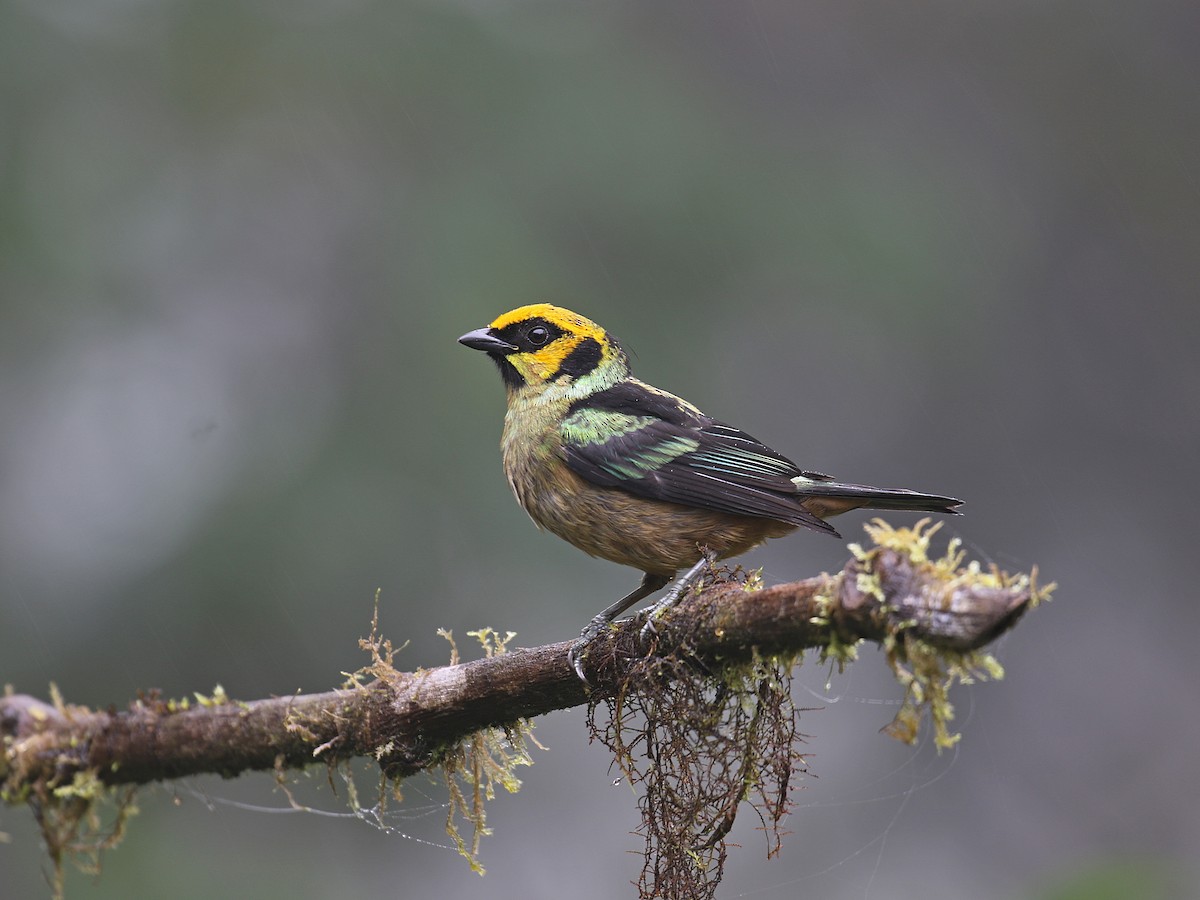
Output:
[{"xmin": 459, "ymin": 304, "xmax": 629, "ymax": 398}]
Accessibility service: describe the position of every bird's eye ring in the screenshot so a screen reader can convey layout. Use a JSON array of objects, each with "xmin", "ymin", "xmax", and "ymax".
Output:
[{"xmin": 527, "ymin": 325, "xmax": 551, "ymax": 346}]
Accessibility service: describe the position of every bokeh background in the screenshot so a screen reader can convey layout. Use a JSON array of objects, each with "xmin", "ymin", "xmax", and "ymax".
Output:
[{"xmin": 3, "ymin": 2, "xmax": 1197, "ymax": 898}]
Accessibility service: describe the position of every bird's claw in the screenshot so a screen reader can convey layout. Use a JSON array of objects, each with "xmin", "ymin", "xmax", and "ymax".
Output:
[
  {"xmin": 567, "ymin": 618, "xmax": 608, "ymax": 684},
  {"xmin": 569, "ymin": 552, "xmax": 717, "ymax": 681},
  {"xmin": 637, "ymin": 550, "xmax": 716, "ymax": 646},
  {"xmin": 639, "ymin": 609, "xmax": 663, "ymax": 646}
]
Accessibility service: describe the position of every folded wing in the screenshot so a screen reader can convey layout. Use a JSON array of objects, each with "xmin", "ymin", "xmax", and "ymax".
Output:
[{"xmin": 559, "ymin": 380, "xmax": 839, "ymax": 535}]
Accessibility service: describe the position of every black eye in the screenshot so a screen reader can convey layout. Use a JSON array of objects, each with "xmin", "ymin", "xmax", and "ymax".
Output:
[{"xmin": 527, "ymin": 325, "xmax": 551, "ymax": 346}]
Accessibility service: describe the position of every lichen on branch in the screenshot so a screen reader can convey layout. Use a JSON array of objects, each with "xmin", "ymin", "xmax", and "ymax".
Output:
[
  {"xmin": 582, "ymin": 520, "xmax": 1053, "ymax": 900},
  {"xmin": 2, "ymin": 521, "xmax": 1049, "ymax": 898}
]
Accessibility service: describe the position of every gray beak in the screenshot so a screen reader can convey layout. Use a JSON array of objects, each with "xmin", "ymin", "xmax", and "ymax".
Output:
[{"xmin": 458, "ymin": 327, "xmax": 518, "ymax": 354}]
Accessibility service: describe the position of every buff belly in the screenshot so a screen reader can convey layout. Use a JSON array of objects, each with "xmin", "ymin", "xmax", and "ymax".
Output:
[{"xmin": 508, "ymin": 455, "xmax": 796, "ymax": 575}]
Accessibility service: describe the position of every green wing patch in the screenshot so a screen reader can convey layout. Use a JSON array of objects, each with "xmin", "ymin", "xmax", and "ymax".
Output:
[
  {"xmin": 559, "ymin": 381, "xmax": 836, "ymax": 533},
  {"xmin": 560, "ymin": 408, "xmax": 699, "ymax": 481}
]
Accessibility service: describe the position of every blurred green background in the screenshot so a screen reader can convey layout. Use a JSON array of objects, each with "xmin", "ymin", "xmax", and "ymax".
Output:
[{"xmin": 2, "ymin": 2, "xmax": 1197, "ymax": 898}]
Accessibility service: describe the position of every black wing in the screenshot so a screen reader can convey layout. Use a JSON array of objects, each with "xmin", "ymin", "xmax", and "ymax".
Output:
[{"xmin": 559, "ymin": 380, "xmax": 837, "ymax": 534}]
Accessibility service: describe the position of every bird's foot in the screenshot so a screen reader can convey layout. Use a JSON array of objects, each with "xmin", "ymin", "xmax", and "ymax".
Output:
[
  {"xmin": 567, "ymin": 615, "xmax": 612, "ymax": 684},
  {"xmin": 566, "ymin": 572, "xmax": 673, "ymax": 684},
  {"xmin": 639, "ymin": 550, "xmax": 717, "ymax": 645}
]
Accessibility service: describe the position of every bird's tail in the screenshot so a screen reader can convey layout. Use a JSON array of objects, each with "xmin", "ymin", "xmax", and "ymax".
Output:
[{"xmin": 796, "ymin": 481, "xmax": 962, "ymax": 524}]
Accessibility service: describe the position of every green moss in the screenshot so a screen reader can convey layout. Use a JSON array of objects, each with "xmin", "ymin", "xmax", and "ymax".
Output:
[
  {"xmin": 432, "ymin": 627, "xmax": 541, "ymax": 874},
  {"xmin": 857, "ymin": 519, "xmax": 1055, "ymax": 748},
  {"xmin": 193, "ymin": 684, "xmax": 230, "ymax": 708},
  {"xmin": 591, "ymin": 582, "xmax": 804, "ymax": 900},
  {"xmin": 25, "ymin": 763, "xmax": 138, "ymax": 900},
  {"xmin": 585, "ymin": 520, "xmax": 1054, "ymax": 898},
  {"xmin": 438, "ymin": 718, "xmax": 540, "ymax": 875}
]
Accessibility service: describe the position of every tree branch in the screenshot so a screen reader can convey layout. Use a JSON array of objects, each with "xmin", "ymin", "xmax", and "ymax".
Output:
[{"xmin": 2, "ymin": 525, "xmax": 1040, "ymax": 797}]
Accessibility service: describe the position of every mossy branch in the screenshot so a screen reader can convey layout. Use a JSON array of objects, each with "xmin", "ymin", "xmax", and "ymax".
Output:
[{"xmin": 2, "ymin": 522, "xmax": 1049, "ymax": 896}]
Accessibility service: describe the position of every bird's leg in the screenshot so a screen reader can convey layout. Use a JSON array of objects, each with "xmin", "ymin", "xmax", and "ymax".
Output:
[
  {"xmin": 639, "ymin": 548, "xmax": 718, "ymax": 643},
  {"xmin": 568, "ymin": 571, "xmax": 672, "ymax": 683}
]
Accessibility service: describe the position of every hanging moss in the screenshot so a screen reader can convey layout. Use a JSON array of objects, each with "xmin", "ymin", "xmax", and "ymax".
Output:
[{"xmin": 855, "ymin": 519, "xmax": 1054, "ymax": 748}]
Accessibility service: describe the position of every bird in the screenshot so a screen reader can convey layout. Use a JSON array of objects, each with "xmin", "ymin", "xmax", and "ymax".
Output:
[{"xmin": 458, "ymin": 304, "xmax": 961, "ymax": 680}]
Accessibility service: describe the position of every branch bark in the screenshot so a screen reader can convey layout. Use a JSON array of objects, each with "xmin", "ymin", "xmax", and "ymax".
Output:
[{"xmin": 2, "ymin": 540, "xmax": 1036, "ymax": 796}]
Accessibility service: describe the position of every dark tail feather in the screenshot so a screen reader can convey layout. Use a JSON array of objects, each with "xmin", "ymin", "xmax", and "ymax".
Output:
[{"xmin": 798, "ymin": 481, "xmax": 963, "ymax": 519}]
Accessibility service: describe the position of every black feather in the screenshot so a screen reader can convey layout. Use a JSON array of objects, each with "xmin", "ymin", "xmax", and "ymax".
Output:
[
  {"xmin": 560, "ymin": 379, "xmax": 960, "ymax": 535},
  {"xmin": 797, "ymin": 482, "xmax": 962, "ymax": 515},
  {"xmin": 568, "ymin": 380, "xmax": 699, "ymax": 425},
  {"xmin": 551, "ymin": 336, "xmax": 604, "ymax": 380},
  {"xmin": 560, "ymin": 380, "xmax": 837, "ymax": 534}
]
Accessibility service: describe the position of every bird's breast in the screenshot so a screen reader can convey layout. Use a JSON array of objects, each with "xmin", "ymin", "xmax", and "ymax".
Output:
[{"xmin": 499, "ymin": 397, "xmax": 564, "ymax": 519}]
